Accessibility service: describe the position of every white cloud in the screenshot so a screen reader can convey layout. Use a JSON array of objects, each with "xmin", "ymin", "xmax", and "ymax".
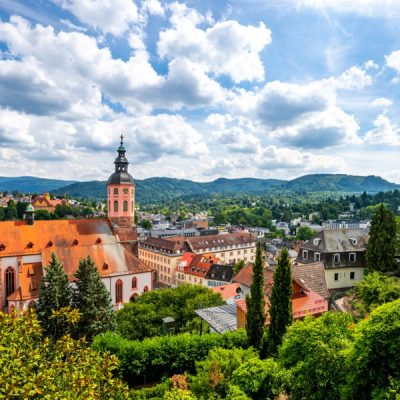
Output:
[
  {"xmin": 54, "ymin": 0, "xmax": 139, "ymax": 36},
  {"xmin": 0, "ymin": 108, "xmax": 35, "ymax": 146},
  {"xmin": 385, "ymin": 50, "xmax": 400, "ymax": 72},
  {"xmin": 364, "ymin": 60, "xmax": 379, "ymax": 70},
  {"xmin": 142, "ymin": 0, "xmax": 164, "ymax": 16},
  {"xmin": 370, "ymin": 97, "xmax": 393, "ymax": 108},
  {"xmin": 364, "ymin": 114, "xmax": 400, "ymax": 145},
  {"xmin": 158, "ymin": 4, "xmax": 271, "ymax": 82}
]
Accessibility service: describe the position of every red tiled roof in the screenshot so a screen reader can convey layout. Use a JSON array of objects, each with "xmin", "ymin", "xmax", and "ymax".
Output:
[
  {"xmin": 233, "ymin": 263, "xmax": 274, "ymax": 296},
  {"xmin": 176, "ymin": 252, "xmax": 219, "ymax": 277},
  {"xmin": 212, "ymin": 283, "xmax": 241, "ymax": 301},
  {"xmin": 236, "ymin": 290, "xmax": 328, "ymax": 324},
  {"xmin": 185, "ymin": 233, "xmax": 255, "ymax": 251}
]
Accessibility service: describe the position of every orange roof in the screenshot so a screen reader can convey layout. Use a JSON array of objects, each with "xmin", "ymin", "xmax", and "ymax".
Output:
[
  {"xmin": 176, "ymin": 252, "xmax": 219, "ymax": 277},
  {"xmin": 236, "ymin": 290, "xmax": 328, "ymax": 324},
  {"xmin": 0, "ymin": 219, "xmax": 151, "ymax": 278},
  {"xmin": 233, "ymin": 263, "xmax": 274, "ymax": 296},
  {"xmin": 212, "ymin": 283, "xmax": 241, "ymax": 301}
]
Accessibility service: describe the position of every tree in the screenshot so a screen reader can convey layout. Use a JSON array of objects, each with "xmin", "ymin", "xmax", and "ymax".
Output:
[
  {"xmin": 296, "ymin": 226, "xmax": 315, "ymax": 241},
  {"xmin": 279, "ymin": 312, "xmax": 354, "ymax": 400},
  {"xmin": 16, "ymin": 201, "xmax": 29, "ymax": 219},
  {"xmin": 116, "ymin": 285, "xmax": 223, "ymax": 340},
  {"xmin": 268, "ymin": 248, "xmax": 293, "ymax": 355},
  {"xmin": 344, "ymin": 299, "xmax": 400, "ymax": 399},
  {"xmin": 366, "ymin": 204, "xmax": 398, "ymax": 272},
  {"xmin": 36, "ymin": 253, "xmax": 73, "ymax": 339},
  {"xmin": 4, "ymin": 200, "xmax": 17, "ymax": 220},
  {"xmin": 140, "ymin": 219, "xmax": 152, "ymax": 230},
  {"xmin": 73, "ymin": 256, "xmax": 116, "ymax": 340},
  {"xmin": 246, "ymin": 241, "xmax": 266, "ymax": 350},
  {"xmin": 0, "ymin": 310, "xmax": 128, "ymax": 399},
  {"xmin": 0, "ymin": 207, "xmax": 4, "ymax": 221}
]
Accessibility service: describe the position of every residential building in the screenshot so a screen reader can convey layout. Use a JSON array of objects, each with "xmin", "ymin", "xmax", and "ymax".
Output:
[
  {"xmin": 212, "ymin": 282, "xmax": 243, "ymax": 304},
  {"xmin": 31, "ymin": 193, "xmax": 67, "ymax": 213},
  {"xmin": 139, "ymin": 236, "xmax": 187, "ymax": 285},
  {"xmin": 296, "ymin": 229, "xmax": 368, "ymax": 290},
  {"xmin": 0, "ymin": 137, "xmax": 152, "ymax": 313},
  {"xmin": 204, "ymin": 264, "xmax": 235, "ymax": 287}
]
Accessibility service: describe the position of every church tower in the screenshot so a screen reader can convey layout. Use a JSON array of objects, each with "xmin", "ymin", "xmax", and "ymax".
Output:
[{"xmin": 107, "ymin": 135, "xmax": 136, "ymax": 233}]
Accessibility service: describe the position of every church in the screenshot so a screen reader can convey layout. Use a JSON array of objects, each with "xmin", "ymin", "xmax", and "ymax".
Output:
[{"xmin": 0, "ymin": 136, "xmax": 152, "ymax": 313}]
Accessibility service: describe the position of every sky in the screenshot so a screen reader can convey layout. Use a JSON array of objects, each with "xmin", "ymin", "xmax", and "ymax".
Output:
[{"xmin": 0, "ymin": 0, "xmax": 400, "ymax": 183}]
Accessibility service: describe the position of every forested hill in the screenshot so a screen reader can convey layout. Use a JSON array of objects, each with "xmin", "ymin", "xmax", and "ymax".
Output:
[
  {"xmin": 2, "ymin": 174, "xmax": 398, "ymax": 203},
  {"xmin": 56, "ymin": 174, "xmax": 398, "ymax": 203},
  {"xmin": 0, "ymin": 176, "xmax": 75, "ymax": 193}
]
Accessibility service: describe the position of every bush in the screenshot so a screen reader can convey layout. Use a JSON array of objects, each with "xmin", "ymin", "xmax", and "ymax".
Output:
[
  {"xmin": 93, "ymin": 329, "xmax": 248, "ymax": 385},
  {"xmin": 190, "ymin": 347, "xmax": 257, "ymax": 399},
  {"xmin": 129, "ymin": 381, "xmax": 170, "ymax": 400},
  {"xmin": 344, "ymin": 299, "xmax": 400, "ymax": 399},
  {"xmin": 231, "ymin": 358, "xmax": 282, "ymax": 400}
]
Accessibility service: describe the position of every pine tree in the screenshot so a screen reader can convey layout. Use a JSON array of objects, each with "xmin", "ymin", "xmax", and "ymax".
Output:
[
  {"xmin": 366, "ymin": 204, "xmax": 398, "ymax": 272},
  {"xmin": 36, "ymin": 252, "xmax": 72, "ymax": 339},
  {"xmin": 246, "ymin": 241, "xmax": 266, "ymax": 350},
  {"xmin": 268, "ymin": 247, "xmax": 293, "ymax": 355},
  {"xmin": 72, "ymin": 256, "xmax": 115, "ymax": 340}
]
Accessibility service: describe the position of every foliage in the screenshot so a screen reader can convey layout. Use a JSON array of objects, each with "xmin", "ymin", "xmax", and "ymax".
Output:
[
  {"xmin": 36, "ymin": 252, "xmax": 73, "ymax": 339},
  {"xmin": 140, "ymin": 219, "xmax": 152, "ymax": 230},
  {"xmin": 366, "ymin": 204, "xmax": 398, "ymax": 272},
  {"xmin": 267, "ymin": 248, "xmax": 293, "ymax": 355},
  {"xmin": 190, "ymin": 347, "xmax": 256, "ymax": 399},
  {"xmin": 73, "ymin": 256, "xmax": 116, "ymax": 341},
  {"xmin": 225, "ymin": 385, "xmax": 251, "ymax": 400},
  {"xmin": 279, "ymin": 312, "xmax": 354, "ymax": 400},
  {"xmin": 246, "ymin": 241, "xmax": 266, "ymax": 350},
  {"xmin": 116, "ymin": 285, "xmax": 223, "ymax": 340},
  {"xmin": 0, "ymin": 310, "xmax": 128, "ymax": 399},
  {"xmin": 129, "ymin": 381, "xmax": 171, "ymax": 400},
  {"xmin": 92, "ymin": 329, "xmax": 248, "ymax": 386},
  {"xmin": 231, "ymin": 357, "xmax": 283, "ymax": 400},
  {"xmin": 295, "ymin": 226, "xmax": 316, "ymax": 240},
  {"xmin": 344, "ymin": 299, "xmax": 400, "ymax": 399},
  {"xmin": 163, "ymin": 389, "xmax": 197, "ymax": 400},
  {"xmin": 351, "ymin": 272, "xmax": 400, "ymax": 316}
]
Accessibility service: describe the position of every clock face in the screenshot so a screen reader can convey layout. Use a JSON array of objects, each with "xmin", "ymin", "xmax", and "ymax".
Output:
[{"xmin": 123, "ymin": 188, "xmax": 129, "ymax": 195}]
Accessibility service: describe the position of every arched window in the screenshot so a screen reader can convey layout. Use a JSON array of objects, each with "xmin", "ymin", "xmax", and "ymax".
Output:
[
  {"xmin": 115, "ymin": 280, "xmax": 123, "ymax": 303},
  {"xmin": 123, "ymin": 200, "xmax": 128, "ymax": 212},
  {"xmin": 132, "ymin": 277, "xmax": 137, "ymax": 289},
  {"xmin": 114, "ymin": 201, "xmax": 118, "ymax": 212},
  {"xmin": 143, "ymin": 285, "xmax": 149, "ymax": 293},
  {"xmin": 114, "ymin": 188, "xmax": 118, "ymax": 195},
  {"xmin": 5, "ymin": 267, "xmax": 15, "ymax": 302}
]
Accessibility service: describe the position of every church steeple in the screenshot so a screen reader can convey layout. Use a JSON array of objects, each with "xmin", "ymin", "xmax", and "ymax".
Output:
[
  {"xmin": 114, "ymin": 134, "xmax": 129, "ymax": 174},
  {"xmin": 107, "ymin": 135, "xmax": 136, "ymax": 230}
]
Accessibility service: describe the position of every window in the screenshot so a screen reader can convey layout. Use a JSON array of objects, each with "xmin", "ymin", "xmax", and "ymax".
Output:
[
  {"xmin": 334, "ymin": 254, "xmax": 340, "ymax": 264},
  {"xmin": 115, "ymin": 280, "xmax": 123, "ymax": 303},
  {"xmin": 334, "ymin": 273, "xmax": 339, "ymax": 281},
  {"xmin": 349, "ymin": 253, "xmax": 356, "ymax": 263},
  {"xmin": 114, "ymin": 188, "xmax": 118, "ymax": 195},
  {"xmin": 123, "ymin": 200, "xmax": 128, "ymax": 212},
  {"xmin": 350, "ymin": 271, "xmax": 355, "ymax": 280},
  {"xmin": 132, "ymin": 277, "xmax": 137, "ymax": 289},
  {"xmin": 314, "ymin": 252, "xmax": 321, "ymax": 262},
  {"xmin": 143, "ymin": 286, "xmax": 149, "ymax": 292},
  {"xmin": 302, "ymin": 250, "xmax": 308, "ymax": 260},
  {"xmin": 5, "ymin": 267, "xmax": 15, "ymax": 303},
  {"xmin": 114, "ymin": 201, "xmax": 118, "ymax": 212}
]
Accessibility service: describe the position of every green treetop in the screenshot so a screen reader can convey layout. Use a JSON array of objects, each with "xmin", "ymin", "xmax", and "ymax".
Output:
[
  {"xmin": 36, "ymin": 252, "xmax": 73, "ymax": 340},
  {"xmin": 268, "ymin": 247, "xmax": 293, "ymax": 355},
  {"xmin": 246, "ymin": 241, "xmax": 266, "ymax": 350},
  {"xmin": 366, "ymin": 203, "xmax": 398, "ymax": 272},
  {"xmin": 72, "ymin": 256, "xmax": 116, "ymax": 341}
]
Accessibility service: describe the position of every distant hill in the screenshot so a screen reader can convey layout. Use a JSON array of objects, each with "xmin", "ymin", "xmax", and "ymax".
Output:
[
  {"xmin": 0, "ymin": 176, "xmax": 75, "ymax": 193},
  {"xmin": 53, "ymin": 174, "xmax": 399, "ymax": 203},
  {"xmin": 2, "ymin": 174, "xmax": 398, "ymax": 203}
]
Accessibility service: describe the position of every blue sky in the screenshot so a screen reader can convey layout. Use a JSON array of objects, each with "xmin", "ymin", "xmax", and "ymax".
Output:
[{"xmin": 0, "ymin": 0, "xmax": 400, "ymax": 182}]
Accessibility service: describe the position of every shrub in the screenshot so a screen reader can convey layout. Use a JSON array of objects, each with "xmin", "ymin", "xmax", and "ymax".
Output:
[{"xmin": 93, "ymin": 329, "xmax": 247, "ymax": 385}]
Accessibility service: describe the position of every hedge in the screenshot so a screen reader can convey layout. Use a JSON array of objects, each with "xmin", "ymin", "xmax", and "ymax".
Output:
[{"xmin": 93, "ymin": 329, "xmax": 248, "ymax": 385}]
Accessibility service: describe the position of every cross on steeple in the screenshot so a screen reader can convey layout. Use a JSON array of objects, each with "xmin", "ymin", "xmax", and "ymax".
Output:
[{"xmin": 120, "ymin": 133, "xmax": 124, "ymax": 145}]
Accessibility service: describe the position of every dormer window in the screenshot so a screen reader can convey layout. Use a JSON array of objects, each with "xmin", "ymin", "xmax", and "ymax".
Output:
[
  {"xmin": 72, "ymin": 239, "xmax": 79, "ymax": 246},
  {"xmin": 302, "ymin": 250, "xmax": 308, "ymax": 260},
  {"xmin": 103, "ymin": 263, "xmax": 109, "ymax": 270},
  {"xmin": 0, "ymin": 243, "xmax": 5, "ymax": 251},
  {"xmin": 96, "ymin": 237, "xmax": 102, "ymax": 244},
  {"xmin": 334, "ymin": 253, "xmax": 341, "ymax": 264},
  {"xmin": 349, "ymin": 253, "xmax": 356, "ymax": 263},
  {"xmin": 314, "ymin": 252, "xmax": 321, "ymax": 262},
  {"xmin": 27, "ymin": 241, "xmax": 34, "ymax": 249},
  {"xmin": 313, "ymin": 238, "xmax": 321, "ymax": 246},
  {"xmin": 350, "ymin": 238, "xmax": 358, "ymax": 246},
  {"xmin": 46, "ymin": 241, "xmax": 53, "ymax": 248}
]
